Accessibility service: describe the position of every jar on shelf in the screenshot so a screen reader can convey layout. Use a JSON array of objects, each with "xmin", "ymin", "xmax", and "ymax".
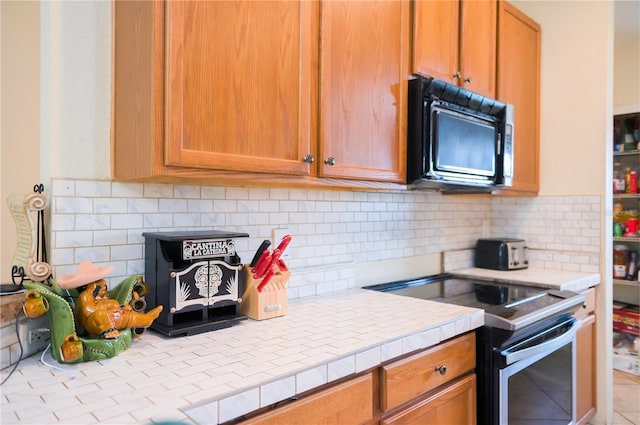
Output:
[
  {"xmin": 626, "ymin": 250, "xmax": 638, "ymax": 281},
  {"xmin": 613, "ymin": 169, "xmax": 626, "ymax": 193},
  {"xmin": 613, "ymin": 245, "xmax": 628, "ymax": 279},
  {"xmin": 626, "ymin": 217, "xmax": 639, "ymax": 236},
  {"xmin": 630, "ymin": 170, "xmax": 638, "ymax": 194},
  {"xmin": 614, "ymin": 202, "xmax": 625, "ymax": 223},
  {"xmin": 614, "ymin": 222, "xmax": 624, "ymax": 237}
]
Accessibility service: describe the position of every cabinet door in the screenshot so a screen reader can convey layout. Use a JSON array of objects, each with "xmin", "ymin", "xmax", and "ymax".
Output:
[
  {"xmin": 241, "ymin": 373, "xmax": 373, "ymax": 425},
  {"xmin": 576, "ymin": 314, "xmax": 597, "ymax": 425},
  {"xmin": 319, "ymin": 0, "xmax": 409, "ymax": 183},
  {"xmin": 412, "ymin": 0, "xmax": 459, "ymax": 84},
  {"xmin": 164, "ymin": 1, "xmax": 315, "ymax": 176},
  {"xmin": 496, "ymin": 1, "xmax": 541, "ymax": 195},
  {"xmin": 459, "ymin": 0, "xmax": 497, "ymax": 97},
  {"xmin": 382, "ymin": 374, "xmax": 476, "ymax": 425}
]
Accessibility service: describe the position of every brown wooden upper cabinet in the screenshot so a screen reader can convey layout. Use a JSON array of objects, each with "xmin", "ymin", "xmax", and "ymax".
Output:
[
  {"xmin": 495, "ymin": 1, "xmax": 541, "ymax": 195},
  {"xmin": 318, "ymin": 1, "xmax": 409, "ymax": 182},
  {"xmin": 113, "ymin": 1, "xmax": 315, "ymax": 180},
  {"xmin": 412, "ymin": 0, "xmax": 497, "ymax": 98},
  {"xmin": 113, "ymin": 0, "xmax": 408, "ymax": 186}
]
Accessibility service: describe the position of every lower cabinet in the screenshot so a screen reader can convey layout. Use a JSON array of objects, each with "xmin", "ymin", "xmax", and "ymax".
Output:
[
  {"xmin": 575, "ymin": 287, "xmax": 597, "ymax": 425},
  {"xmin": 240, "ymin": 373, "xmax": 374, "ymax": 425},
  {"xmin": 237, "ymin": 332, "xmax": 476, "ymax": 425},
  {"xmin": 381, "ymin": 374, "xmax": 476, "ymax": 425},
  {"xmin": 380, "ymin": 332, "xmax": 476, "ymax": 424}
]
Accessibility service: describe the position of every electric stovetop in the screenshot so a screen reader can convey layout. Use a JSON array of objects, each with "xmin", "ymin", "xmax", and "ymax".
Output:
[{"xmin": 363, "ymin": 273, "xmax": 585, "ymax": 331}]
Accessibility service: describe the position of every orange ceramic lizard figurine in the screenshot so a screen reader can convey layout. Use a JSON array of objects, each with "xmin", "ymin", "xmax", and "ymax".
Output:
[{"xmin": 76, "ymin": 279, "xmax": 162, "ymax": 339}]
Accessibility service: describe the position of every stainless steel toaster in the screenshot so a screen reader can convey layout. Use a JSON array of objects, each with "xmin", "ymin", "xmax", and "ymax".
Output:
[{"xmin": 475, "ymin": 238, "xmax": 529, "ymax": 270}]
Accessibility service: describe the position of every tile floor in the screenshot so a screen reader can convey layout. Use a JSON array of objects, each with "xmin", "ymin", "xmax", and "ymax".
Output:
[{"xmin": 614, "ymin": 370, "xmax": 640, "ymax": 424}]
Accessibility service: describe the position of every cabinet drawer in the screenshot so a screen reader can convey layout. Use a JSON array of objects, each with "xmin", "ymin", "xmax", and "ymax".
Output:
[
  {"xmin": 381, "ymin": 374, "xmax": 476, "ymax": 425},
  {"xmin": 381, "ymin": 332, "xmax": 475, "ymax": 412},
  {"xmin": 574, "ymin": 287, "xmax": 596, "ymax": 319},
  {"xmin": 241, "ymin": 373, "xmax": 373, "ymax": 425}
]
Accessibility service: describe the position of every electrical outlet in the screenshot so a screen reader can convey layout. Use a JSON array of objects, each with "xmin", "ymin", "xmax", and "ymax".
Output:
[
  {"xmin": 30, "ymin": 329, "xmax": 49, "ymax": 344},
  {"xmin": 18, "ymin": 315, "xmax": 50, "ymax": 357},
  {"xmin": 272, "ymin": 228, "xmax": 291, "ymax": 259}
]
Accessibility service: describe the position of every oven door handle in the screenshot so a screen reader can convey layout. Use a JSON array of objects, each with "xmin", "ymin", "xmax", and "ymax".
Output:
[{"xmin": 501, "ymin": 319, "xmax": 579, "ymax": 366}]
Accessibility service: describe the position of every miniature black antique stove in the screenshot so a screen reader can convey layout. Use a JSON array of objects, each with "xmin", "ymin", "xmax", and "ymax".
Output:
[{"xmin": 142, "ymin": 230, "xmax": 249, "ymax": 337}]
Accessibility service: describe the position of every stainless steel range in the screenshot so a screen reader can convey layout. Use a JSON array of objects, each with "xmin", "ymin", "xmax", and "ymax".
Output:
[{"xmin": 364, "ymin": 273, "xmax": 585, "ymax": 425}]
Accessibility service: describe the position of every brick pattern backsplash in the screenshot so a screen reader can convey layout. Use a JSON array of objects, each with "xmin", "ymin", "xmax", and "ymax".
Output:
[
  {"xmin": 0, "ymin": 320, "xmax": 19, "ymax": 370},
  {"xmin": 48, "ymin": 179, "xmax": 496, "ymax": 297},
  {"xmin": 0, "ymin": 179, "xmax": 601, "ymax": 369},
  {"xmin": 46, "ymin": 180, "xmax": 601, "ymax": 289},
  {"xmin": 491, "ymin": 196, "xmax": 601, "ymax": 273}
]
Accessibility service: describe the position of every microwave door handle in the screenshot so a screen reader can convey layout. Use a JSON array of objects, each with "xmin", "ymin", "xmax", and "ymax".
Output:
[{"xmin": 496, "ymin": 133, "xmax": 502, "ymax": 155}]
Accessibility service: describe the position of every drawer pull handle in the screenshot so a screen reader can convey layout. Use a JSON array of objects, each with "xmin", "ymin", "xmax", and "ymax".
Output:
[{"xmin": 435, "ymin": 365, "xmax": 447, "ymax": 375}]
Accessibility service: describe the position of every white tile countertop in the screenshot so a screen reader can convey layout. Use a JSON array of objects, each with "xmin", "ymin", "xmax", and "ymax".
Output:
[
  {"xmin": 452, "ymin": 267, "xmax": 601, "ymax": 292},
  {"xmin": 0, "ymin": 288, "xmax": 484, "ymax": 425}
]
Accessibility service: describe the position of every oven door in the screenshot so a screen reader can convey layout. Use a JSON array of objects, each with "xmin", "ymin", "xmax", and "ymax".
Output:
[{"xmin": 498, "ymin": 316, "xmax": 579, "ymax": 425}]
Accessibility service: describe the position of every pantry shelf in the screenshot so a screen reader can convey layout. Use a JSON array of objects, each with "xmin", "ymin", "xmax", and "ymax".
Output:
[
  {"xmin": 613, "ymin": 279, "xmax": 640, "ymax": 287},
  {"xmin": 613, "ymin": 237, "xmax": 640, "ymax": 243}
]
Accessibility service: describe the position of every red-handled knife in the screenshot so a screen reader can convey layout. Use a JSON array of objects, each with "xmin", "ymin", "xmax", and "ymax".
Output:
[
  {"xmin": 265, "ymin": 248, "xmax": 282, "ymax": 273},
  {"xmin": 257, "ymin": 267, "xmax": 275, "ymax": 292},
  {"xmin": 275, "ymin": 235, "xmax": 292, "ymax": 255},
  {"xmin": 253, "ymin": 250, "xmax": 272, "ymax": 278}
]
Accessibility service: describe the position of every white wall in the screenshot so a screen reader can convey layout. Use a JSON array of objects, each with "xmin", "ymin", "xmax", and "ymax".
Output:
[
  {"xmin": 614, "ymin": 37, "xmax": 640, "ymax": 107},
  {"xmin": 40, "ymin": 1, "xmax": 111, "ymax": 183},
  {"xmin": 511, "ymin": 2, "xmax": 614, "ymax": 423},
  {"xmin": 0, "ymin": 1, "xmax": 41, "ymax": 284},
  {"xmin": 512, "ymin": 0, "xmax": 612, "ymax": 197}
]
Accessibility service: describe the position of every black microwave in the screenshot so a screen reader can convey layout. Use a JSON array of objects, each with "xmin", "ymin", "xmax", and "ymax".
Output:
[{"xmin": 407, "ymin": 75, "xmax": 514, "ymax": 192}]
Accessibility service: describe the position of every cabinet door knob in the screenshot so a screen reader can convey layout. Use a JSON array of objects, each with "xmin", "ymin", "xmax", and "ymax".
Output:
[
  {"xmin": 302, "ymin": 154, "xmax": 315, "ymax": 164},
  {"xmin": 464, "ymin": 76, "xmax": 473, "ymax": 83},
  {"xmin": 324, "ymin": 157, "xmax": 336, "ymax": 166},
  {"xmin": 453, "ymin": 72, "xmax": 462, "ymax": 79},
  {"xmin": 435, "ymin": 365, "xmax": 447, "ymax": 375}
]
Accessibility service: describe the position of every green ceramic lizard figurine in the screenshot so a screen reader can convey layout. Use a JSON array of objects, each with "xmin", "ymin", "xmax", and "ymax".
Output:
[{"xmin": 22, "ymin": 275, "xmax": 149, "ymax": 363}]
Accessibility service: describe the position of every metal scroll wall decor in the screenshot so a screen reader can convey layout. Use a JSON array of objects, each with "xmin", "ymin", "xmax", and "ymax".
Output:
[{"xmin": 7, "ymin": 184, "xmax": 52, "ymax": 285}]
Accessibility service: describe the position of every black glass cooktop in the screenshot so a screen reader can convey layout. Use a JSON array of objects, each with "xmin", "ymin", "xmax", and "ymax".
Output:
[{"xmin": 363, "ymin": 274, "xmax": 584, "ymax": 331}]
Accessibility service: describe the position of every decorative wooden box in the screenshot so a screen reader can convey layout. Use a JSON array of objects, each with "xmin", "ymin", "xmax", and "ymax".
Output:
[
  {"xmin": 241, "ymin": 266, "xmax": 290, "ymax": 321},
  {"xmin": 142, "ymin": 230, "xmax": 249, "ymax": 337}
]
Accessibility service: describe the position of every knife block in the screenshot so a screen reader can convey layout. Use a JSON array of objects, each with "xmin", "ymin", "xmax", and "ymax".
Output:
[{"xmin": 241, "ymin": 266, "xmax": 290, "ymax": 321}]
